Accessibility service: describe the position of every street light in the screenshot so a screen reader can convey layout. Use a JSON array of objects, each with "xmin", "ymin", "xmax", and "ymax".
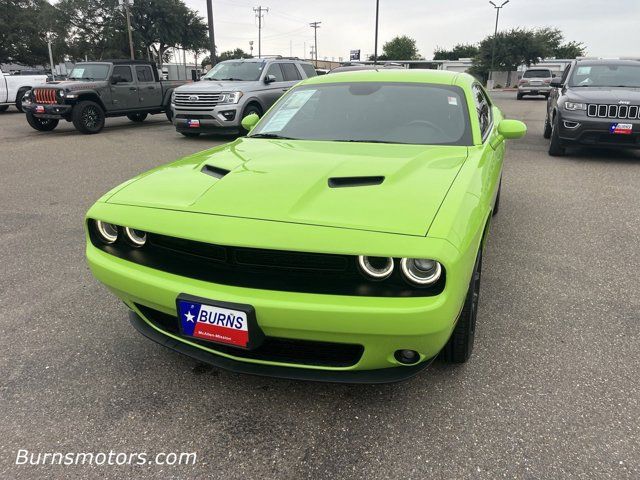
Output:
[
  {"xmin": 373, "ymin": 0, "xmax": 380, "ymax": 65},
  {"xmin": 488, "ymin": 0, "xmax": 509, "ymax": 88}
]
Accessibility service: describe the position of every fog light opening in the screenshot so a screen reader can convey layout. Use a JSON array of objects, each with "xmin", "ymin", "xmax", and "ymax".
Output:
[{"xmin": 394, "ymin": 349, "xmax": 420, "ymax": 365}]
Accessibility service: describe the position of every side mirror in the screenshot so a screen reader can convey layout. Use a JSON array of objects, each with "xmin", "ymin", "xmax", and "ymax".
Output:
[
  {"xmin": 241, "ymin": 113, "xmax": 260, "ymax": 133},
  {"xmin": 111, "ymin": 74, "xmax": 124, "ymax": 84},
  {"xmin": 550, "ymin": 77, "xmax": 563, "ymax": 88},
  {"xmin": 264, "ymin": 74, "xmax": 277, "ymax": 84},
  {"xmin": 552, "ymin": 73, "xmax": 557, "ymax": 78},
  {"xmin": 497, "ymin": 119, "xmax": 527, "ymax": 140}
]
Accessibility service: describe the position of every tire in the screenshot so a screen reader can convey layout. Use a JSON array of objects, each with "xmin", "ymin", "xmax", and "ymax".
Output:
[
  {"xmin": 516, "ymin": 92, "xmax": 523, "ymax": 100},
  {"xmin": 548, "ymin": 114, "xmax": 566, "ymax": 157},
  {"xmin": 0, "ymin": 105, "xmax": 9, "ymax": 113},
  {"xmin": 492, "ymin": 179, "xmax": 501, "ymax": 216},
  {"xmin": 72, "ymin": 100, "xmax": 105, "ymax": 134},
  {"xmin": 240, "ymin": 103, "xmax": 262, "ymax": 134},
  {"xmin": 165, "ymin": 107, "xmax": 173, "ymax": 122},
  {"xmin": 15, "ymin": 88, "xmax": 29, "ymax": 112},
  {"xmin": 543, "ymin": 113, "xmax": 552, "ymax": 139},
  {"xmin": 442, "ymin": 251, "xmax": 482, "ymax": 364},
  {"xmin": 180, "ymin": 131, "xmax": 200, "ymax": 138},
  {"xmin": 26, "ymin": 111, "xmax": 59, "ymax": 131},
  {"xmin": 127, "ymin": 112, "xmax": 148, "ymax": 122}
]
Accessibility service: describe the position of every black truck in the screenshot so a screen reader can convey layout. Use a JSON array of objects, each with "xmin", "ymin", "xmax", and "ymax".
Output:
[
  {"xmin": 21, "ymin": 60, "xmax": 187, "ymax": 134},
  {"xmin": 545, "ymin": 59, "xmax": 640, "ymax": 156}
]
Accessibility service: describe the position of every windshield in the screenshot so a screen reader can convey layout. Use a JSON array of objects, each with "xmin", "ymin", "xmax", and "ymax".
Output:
[
  {"xmin": 249, "ymin": 82, "xmax": 472, "ymax": 146},
  {"xmin": 569, "ymin": 64, "xmax": 640, "ymax": 87},
  {"xmin": 523, "ymin": 69, "xmax": 551, "ymax": 78},
  {"xmin": 68, "ymin": 64, "xmax": 110, "ymax": 80},
  {"xmin": 203, "ymin": 61, "xmax": 264, "ymax": 81}
]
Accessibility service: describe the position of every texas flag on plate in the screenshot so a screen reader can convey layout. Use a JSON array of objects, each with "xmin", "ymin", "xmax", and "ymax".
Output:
[
  {"xmin": 178, "ymin": 299, "xmax": 249, "ymax": 348},
  {"xmin": 187, "ymin": 119, "xmax": 200, "ymax": 128},
  {"xmin": 610, "ymin": 123, "xmax": 632, "ymax": 135}
]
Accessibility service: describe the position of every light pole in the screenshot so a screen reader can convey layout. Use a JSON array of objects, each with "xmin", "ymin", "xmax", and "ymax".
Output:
[
  {"xmin": 488, "ymin": 0, "xmax": 509, "ymax": 88},
  {"xmin": 118, "ymin": 0, "xmax": 135, "ymax": 60},
  {"xmin": 373, "ymin": 0, "xmax": 380, "ymax": 65},
  {"xmin": 206, "ymin": 0, "xmax": 216, "ymax": 65},
  {"xmin": 46, "ymin": 33, "xmax": 56, "ymax": 80}
]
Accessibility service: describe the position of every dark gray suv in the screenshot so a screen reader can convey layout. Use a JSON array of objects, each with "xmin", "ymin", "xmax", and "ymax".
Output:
[
  {"xmin": 171, "ymin": 57, "xmax": 316, "ymax": 137},
  {"xmin": 545, "ymin": 59, "xmax": 640, "ymax": 156}
]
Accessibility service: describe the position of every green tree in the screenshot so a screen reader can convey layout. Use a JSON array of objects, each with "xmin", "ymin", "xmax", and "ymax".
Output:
[
  {"xmin": 369, "ymin": 35, "xmax": 420, "ymax": 61},
  {"xmin": 218, "ymin": 48, "xmax": 251, "ymax": 61},
  {"xmin": 553, "ymin": 41, "xmax": 586, "ymax": 59},
  {"xmin": 433, "ymin": 43, "xmax": 479, "ymax": 61}
]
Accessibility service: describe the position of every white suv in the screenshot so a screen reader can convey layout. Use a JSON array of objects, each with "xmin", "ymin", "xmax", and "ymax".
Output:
[{"xmin": 517, "ymin": 68, "xmax": 553, "ymax": 100}]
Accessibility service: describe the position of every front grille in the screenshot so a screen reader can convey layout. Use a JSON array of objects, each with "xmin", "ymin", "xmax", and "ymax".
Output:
[
  {"xmin": 174, "ymin": 93, "xmax": 222, "ymax": 108},
  {"xmin": 587, "ymin": 103, "xmax": 640, "ymax": 119},
  {"xmin": 135, "ymin": 304, "xmax": 364, "ymax": 367},
  {"xmin": 34, "ymin": 88, "xmax": 58, "ymax": 104}
]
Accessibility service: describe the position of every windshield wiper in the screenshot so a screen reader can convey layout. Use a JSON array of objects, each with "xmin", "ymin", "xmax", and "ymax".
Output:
[
  {"xmin": 249, "ymin": 133, "xmax": 299, "ymax": 140},
  {"xmin": 332, "ymin": 139, "xmax": 397, "ymax": 144},
  {"xmin": 219, "ymin": 77, "xmax": 244, "ymax": 81}
]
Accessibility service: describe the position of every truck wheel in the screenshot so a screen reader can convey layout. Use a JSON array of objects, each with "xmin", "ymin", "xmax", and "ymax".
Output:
[
  {"xmin": 165, "ymin": 108, "xmax": 174, "ymax": 122},
  {"xmin": 543, "ymin": 114, "xmax": 552, "ymax": 139},
  {"xmin": 16, "ymin": 88, "xmax": 29, "ymax": 112},
  {"xmin": 0, "ymin": 105, "xmax": 9, "ymax": 113},
  {"xmin": 127, "ymin": 113, "xmax": 148, "ymax": 122},
  {"xmin": 442, "ymin": 251, "xmax": 482, "ymax": 364},
  {"xmin": 180, "ymin": 131, "xmax": 200, "ymax": 138},
  {"xmin": 72, "ymin": 101, "xmax": 105, "ymax": 134},
  {"xmin": 516, "ymin": 92, "xmax": 523, "ymax": 100},
  {"xmin": 548, "ymin": 115, "xmax": 566, "ymax": 157},
  {"xmin": 26, "ymin": 111, "xmax": 59, "ymax": 131}
]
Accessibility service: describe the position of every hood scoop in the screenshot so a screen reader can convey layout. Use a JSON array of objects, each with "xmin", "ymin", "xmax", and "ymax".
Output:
[
  {"xmin": 328, "ymin": 176, "xmax": 385, "ymax": 188},
  {"xmin": 202, "ymin": 164, "xmax": 231, "ymax": 179}
]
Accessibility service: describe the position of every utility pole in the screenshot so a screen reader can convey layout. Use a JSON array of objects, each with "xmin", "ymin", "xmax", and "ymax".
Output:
[
  {"xmin": 46, "ymin": 34, "xmax": 56, "ymax": 80},
  {"xmin": 119, "ymin": 0, "xmax": 135, "ymax": 60},
  {"xmin": 309, "ymin": 21, "xmax": 321, "ymax": 67},
  {"xmin": 488, "ymin": 0, "xmax": 509, "ymax": 87},
  {"xmin": 373, "ymin": 0, "xmax": 380, "ymax": 65},
  {"xmin": 253, "ymin": 6, "xmax": 269, "ymax": 58},
  {"xmin": 206, "ymin": 0, "xmax": 216, "ymax": 65}
]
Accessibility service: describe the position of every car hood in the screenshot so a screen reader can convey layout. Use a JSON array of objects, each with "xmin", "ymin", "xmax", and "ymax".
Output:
[
  {"xmin": 35, "ymin": 80, "xmax": 107, "ymax": 91},
  {"xmin": 106, "ymin": 139, "xmax": 469, "ymax": 236},
  {"xmin": 175, "ymin": 80, "xmax": 258, "ymax": 93},
  {"xmin": 567, "ymin": 87, "xmax": 640, "ymax": 103}
]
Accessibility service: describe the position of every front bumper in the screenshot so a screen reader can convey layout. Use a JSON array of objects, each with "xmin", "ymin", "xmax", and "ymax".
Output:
[
  {"xmin": 173, "ymin": 103, "xmax": 242, "ymax": 134},
  {"xmin": 557, "ymin": 112, "xmax": 640, "ymax": 148},
  {"xmin": 23, "ymin": 101, "xmax": 72, "ymax": 118}
]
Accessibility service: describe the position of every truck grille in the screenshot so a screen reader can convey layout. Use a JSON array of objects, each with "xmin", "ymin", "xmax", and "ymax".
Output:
[
  {"xmin": 34, "ymin": 89, "xmax": 58, "ymax": 104},
  {"xmin": 174, "ymin": 93, "xmax": 222, "ymax": 108},
  {"xmin": 587, "ymin": 104, "xmax": 640, "ymax": 119}
]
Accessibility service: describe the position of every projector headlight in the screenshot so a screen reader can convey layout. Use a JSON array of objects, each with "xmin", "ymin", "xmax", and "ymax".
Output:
[
  {"xmin": 95, "ymin": 221, "xmax": 119, "ymax": 244},
  {"xmin": 358, "ymin": 256, "xmax": 394, "ymax": 280},
  {"xmin": 400, "ymin": 258, "xmax": 442, "ymax": 286}
]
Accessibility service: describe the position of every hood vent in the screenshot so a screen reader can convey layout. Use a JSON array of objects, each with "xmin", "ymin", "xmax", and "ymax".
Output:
[
  {"xmin": 328, "ymin": 176, "xmax": 385, "ymax": 188},
  {"xmin": 202, "ymin": 165, "xmax": 231, "ymax": 179}
]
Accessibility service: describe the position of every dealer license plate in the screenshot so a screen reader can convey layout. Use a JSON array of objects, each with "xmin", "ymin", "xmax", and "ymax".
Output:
[
  {"xmin": 176, "ymin": 295, "xmax": 262, "ymax": 349},
  {"xmin": 610, "ymin": 123, "xmax": 633, "ymax": 135},
  {"xmin": 187, "ymin": 119, "xmax": 200, "ymax": 128}
]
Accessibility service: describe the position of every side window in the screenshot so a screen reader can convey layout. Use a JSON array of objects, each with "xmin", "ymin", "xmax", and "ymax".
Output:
[
  {"xmin": 265, "ymin": 63, "xmax": 284, "ymax": 82},
  {"xmin": 112, "ymin": 65, "xmax": 133, "ymax": 83},
  {"xmin": 135, "ymin": 66, "xmax": 154, "ymax": 83},
  {"xmin": 281, "ymin": 63, "xmax": 301, "ymax": 81},
  {"xmin": 300, "ymin": 63, "xmax": 317, "ymax": 78},
  {"xmin": 471, "ymin": 84, "xmax": 492, "ymax": 138}
]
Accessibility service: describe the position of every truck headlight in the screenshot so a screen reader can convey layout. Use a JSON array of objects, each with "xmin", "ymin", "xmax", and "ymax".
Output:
[
  {"xmin": 219, "ymin": 91, "xmax": 243, "ymax": 104},
  {"xmin": 564, "ymin": 102, "xmax": 586, "ymax": 111},
  {"xmin": 171, "ymin": 91, "xmax": 176, "ymax": 103}
]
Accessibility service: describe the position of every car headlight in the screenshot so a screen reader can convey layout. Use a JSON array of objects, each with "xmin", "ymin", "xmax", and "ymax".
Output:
[
  {"xmin": 400, "ymin": 258, "xmax": 442, "ymax": 286},
  {"xmin": 358, "ymin": 256, "xmax": 394, "ymax": 280},
  {"xmin": 219, "ymin": 91, "xmax": 243, "ymax": 104},
  {"xmin": 22, "ymin": 90, "xmax": 32, "ymax": 101},
  {"xmin": 171, "ymin": 91, "xmax": 176, "ymax": 103},
  {"xmin": 564, "ymin": 102, "xmax": 586, "ymax": 111},
  {"xmin": 95, "ymin": 221, "xmax": 119, "ymax": 244},
  {"xmin": 124, "ymin": 227, "xmax": 147, "ymax": 247}
]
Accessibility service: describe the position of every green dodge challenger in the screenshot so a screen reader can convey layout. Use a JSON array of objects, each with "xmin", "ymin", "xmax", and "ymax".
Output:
[{"xmin": 86, "ymin": 70, "xmax": 526, "ymax": 383}]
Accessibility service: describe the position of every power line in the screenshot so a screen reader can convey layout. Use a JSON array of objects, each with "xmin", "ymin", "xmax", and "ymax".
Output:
[
  {"xmin": 253, "ymin": 6, "xmax": 269, "ymax": 58},
  {"xmin": 309, "ymin": 21, "xmax": 321, "ymax": 66}
]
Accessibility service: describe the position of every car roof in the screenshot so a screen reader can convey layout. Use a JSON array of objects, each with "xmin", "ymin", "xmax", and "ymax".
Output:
[
  {"xmin": 300, "ymin": 68, "xmax": 472, "ymax": 87},
  {"xmin": 220, "ymin": 57, "xmax": 312, "ymax": 64},
  {"xmin": 574, "ymin": 59, "xmax": 640, "ymax": 67}
]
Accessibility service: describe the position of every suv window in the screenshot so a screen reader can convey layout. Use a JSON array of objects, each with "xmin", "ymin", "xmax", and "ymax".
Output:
[
  {"xmin": 523, "ymin": 69, "xmax": 552, "ymax": 78},
  {"xmin": 113, "ymin": 65, "xmax": 133, "ymax": 83},
  {"xmin": 281, "ymin": 63, "xmax": 301, "ymax": 81},
  {"xmin": 300, "ymin": 63, "xmax": 317, "ymax": 78},
  {"xmin": 135, "ymin": 65, "xmax": 154, "ymax": 82},
  {"xmin": 471, "ymin": 84, "xmax": 492, "ymax": 138},
  {"xmin": 265, "ymin": 63, "xmax": 284, "ymax": 82}
]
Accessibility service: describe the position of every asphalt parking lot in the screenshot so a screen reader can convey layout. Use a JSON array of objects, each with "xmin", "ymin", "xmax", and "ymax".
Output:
[{"xmin": 1, "ymin": 92, "xmax": 638, "ymax": 479}]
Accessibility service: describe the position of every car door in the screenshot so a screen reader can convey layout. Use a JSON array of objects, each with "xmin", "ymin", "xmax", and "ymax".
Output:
[
  {"xmin": 471, "ymin": 83, "xmax": 502, "ymax": 202},
  {"xmin": 110, "ymin": 65, "xmax": 137, "ymax": 111},
  {"xmin": 280, "ymin": 62, "xmax": 302, "ymax": 89},
  {"xmin": 261, "ymin": 63, "xmax": 288, "ymax": 109},
  {"xmin": 0, "ymin": 76, "xmax": 7, "ymax": 103},
  {"xmin": 135, "ymin": 65, "xmax": 162, "ymax": 109}
]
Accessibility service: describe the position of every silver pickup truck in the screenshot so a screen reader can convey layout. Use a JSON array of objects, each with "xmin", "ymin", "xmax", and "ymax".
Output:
[{"xmin": 171, "ymin": 57, "xmax": 316, "ymax": 137}]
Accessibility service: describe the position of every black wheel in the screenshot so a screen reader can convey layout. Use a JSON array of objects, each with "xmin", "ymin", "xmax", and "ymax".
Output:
[
  {"xmin": 26, "ymin": 111, "xmax": 59, "ymax": 131},
  {"xmin": 0, "ymin": 105, "xmax": 9, "ymax": 113},
  {"xmin": 165, "ymin": 107, "xmax": 173, "ymax": 122},
  {"xmin": 548, "ymin": 114, "xmax": 566, "ymax": 157},
  {"xmin": 72, "ymin": 100, "xmax": 105, "ymax": 134},
  {"xmin": 442, "ymin": 251, "xmax": 482, "ymax": 364},
  {"xmin": 543, "ymin": 113, "xmax": 552, "ymax": 139},
  {"xmin": 492, "ymin": 179, "xmax": 501, "ymax": 216},
  {"xmin": 240, "ymin": 104, "xmax": 262, "ymax": 134},
  {"xmin": 516, "ymin": 92, "xmax": 523, "ymax": 100},
  {"xmin": 15, "ymin": 88, "xmax": 29, "ymax": 112},
  {"xmin": 127, "ymin": 112, "xmax": 148, "ymax": 122},
  {"xmin": 180, "ymin": 131, "xmax": 200, "ymax": 138}
]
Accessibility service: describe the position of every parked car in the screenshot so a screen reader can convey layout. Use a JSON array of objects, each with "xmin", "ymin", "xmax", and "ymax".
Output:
[
  {"xmin": 85, "ymin": 69, "xmax": 526, "ymax": 382},
  {"xmin": 170, "ymin": 57, "xmax": 316, "ymax": 137},
  {"xmin": 21, "ymin": 60, "xmax": 187, "ymax": 134},
  {"xmin": 545, "ymin": 59, "xmax": 640, "ymax": 156},
  {"xmin": 517, "ymin": 68, "xmax": 553, "ymax": 100},
  {"xmin": 0, "ymin": 69, "xmax": 48, "ymax": 112}
]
